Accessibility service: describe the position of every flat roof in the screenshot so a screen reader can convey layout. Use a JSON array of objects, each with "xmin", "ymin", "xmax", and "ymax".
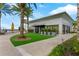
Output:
[{"xmin": 29, "ymin": 12, "xmax": 74, "ymax": 23}]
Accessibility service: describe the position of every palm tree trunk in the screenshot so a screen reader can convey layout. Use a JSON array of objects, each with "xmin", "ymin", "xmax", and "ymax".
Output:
[
  {"xmin": 20, "ymin": 8, "xmax": 25, "ymax": 35},
  {"xmin": 27, "ymin": 16, "xmax": 29, "ymax": 33},
  {"xmin": 77, "ymin": 20, "xmax": 79, "ymax": 40},
  {"xmin": 77, "ymin": 3, "xmax": 79, "ymax": 40},
  {"xmin": 0, "ymin": 12, "xmax": 1, "ymax": 33}
]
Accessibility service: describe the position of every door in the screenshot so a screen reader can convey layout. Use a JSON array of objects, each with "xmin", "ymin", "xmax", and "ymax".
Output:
[
  {"xmin": 63, "ymin": 25, "xmax": 65, "ymax": 34},
  {"xmin": 35, "ymin": 27, "xmax": 39, "ymax": 33}
]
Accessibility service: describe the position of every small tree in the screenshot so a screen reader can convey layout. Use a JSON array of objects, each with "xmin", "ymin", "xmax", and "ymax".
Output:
[{"xmin": 11, "ymin": 22, "xmax": 14, "ymax": 33}]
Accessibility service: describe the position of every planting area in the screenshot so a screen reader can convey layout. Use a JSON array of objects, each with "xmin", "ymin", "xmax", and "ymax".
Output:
[
  {"xmin": 10, "ymin": 33, "xmax": 53, "ymax": 46},
  {"xmin": 49, "ymin": 36, "xmax": 79, "ymax": 56}
]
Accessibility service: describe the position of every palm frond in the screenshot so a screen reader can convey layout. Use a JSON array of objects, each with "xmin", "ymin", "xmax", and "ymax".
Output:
[
  {"xmin": 1, "ymin": 10, "xmax": 6, "ymax": 15},
  {"xmin": 33, "ymin": 3, "xmax": 37, "ymax": 9},
  {"xmin": 0, "ymin": 3, "xmax": 4, "ymax": 9},
  {"xmin": 11, "ymin": 5, "xmax": 20, "ymax": 12},
  {"xmin": 27, "ymin": 3, "xmax": 37, "ymax": 9}
]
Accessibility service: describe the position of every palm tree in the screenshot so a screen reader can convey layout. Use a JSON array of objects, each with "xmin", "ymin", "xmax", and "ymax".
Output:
[
  {"xmin": 25, "ymin": 7, "xmax": 33, "ymax": 33},
  {"xmin": 77, "ymin": 3, "xmax": 79, "ymax": 40},
  {"xmin": 0, "ymin": 3, "xmax": 12, "ymax": 33},
  {"xmin": 12, "ymin": 3, "xmax": 37, "ymax": 36}
]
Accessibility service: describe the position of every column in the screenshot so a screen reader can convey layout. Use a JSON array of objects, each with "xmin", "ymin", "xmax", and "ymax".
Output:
[
  {"xmin": 59, "ymin": 24, "xmax": 63, "ymax": 34},
  {"xmin": 39, "ymin": 27, "xmax": 40, "ymax": 33},
  {"xmin": 34, "ymin": 27, "xmax": 35, "ymax": 33}
]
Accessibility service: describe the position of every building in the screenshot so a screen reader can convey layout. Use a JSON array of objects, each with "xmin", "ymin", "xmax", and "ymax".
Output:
[{"xmin": 29, "ymin": 12, "xmax": 73, "ymax": 34}]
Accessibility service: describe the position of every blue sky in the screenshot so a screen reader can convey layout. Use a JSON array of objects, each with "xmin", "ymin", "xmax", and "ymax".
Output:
[{"xmin": 1, "ymin": 3, "xmax": 77, "ymax": 29}]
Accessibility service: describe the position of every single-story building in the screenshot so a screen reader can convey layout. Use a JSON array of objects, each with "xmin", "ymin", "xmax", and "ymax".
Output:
[{"xmin": 29, "ymin": 12, "xmax": 73, "ymax": 34}]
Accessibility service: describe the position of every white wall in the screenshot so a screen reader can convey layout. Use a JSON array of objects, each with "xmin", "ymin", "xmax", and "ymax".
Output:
[
  {"xmin": 30, "ymin": 17, "xmax": 62, "ymax": 26},
  {"xmin": 29, "ymin": 15, "xmax": 73, "ymax": 34},
  {"xmin": 61, "ymin": 16, "xmax": 73, "ymax": 32}
]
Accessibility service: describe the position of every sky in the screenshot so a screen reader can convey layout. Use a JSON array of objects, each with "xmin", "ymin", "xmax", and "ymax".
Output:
[{"xmin": 1, "ymin": 3, "xmax": 77, "ymax": 29}]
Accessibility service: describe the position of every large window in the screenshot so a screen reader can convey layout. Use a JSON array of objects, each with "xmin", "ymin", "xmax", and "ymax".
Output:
[{"xmin": 43, "ymin": 25, "xmax": 59, "ymax": 33}]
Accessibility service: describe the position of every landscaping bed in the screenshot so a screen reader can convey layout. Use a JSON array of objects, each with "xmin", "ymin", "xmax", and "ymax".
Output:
[
  {"xmin": 48, "ymin": 35, "xmax": 79, "ymax": 56},
  {"xmin": 10, "ymin": 33, "xmax": 53, "ymax": 46}
]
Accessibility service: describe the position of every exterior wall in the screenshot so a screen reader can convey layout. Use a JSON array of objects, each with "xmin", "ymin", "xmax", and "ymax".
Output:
[
  {"xmin": 61, "ymin": 15, "xmax": 73, "ymax": 32},
  {"xmin": 59, "ymin": 23, "xmax": 63, "ymax": 34},
  {"xmin": 29, "ymin": 15, "xmax": 73, "ymax": 34},
  {"xmin": 29, "ymin": 17, "xmax": 62, "ymax": 26},
  {"xmin": 29, "ymin": 17, "xmax": 63, "ymax": 34}
]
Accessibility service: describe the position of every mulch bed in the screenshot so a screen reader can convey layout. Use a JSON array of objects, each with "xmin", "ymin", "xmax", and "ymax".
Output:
[{"xmin": 15, "ymin": 36, "xmax": 31, "ymax": 41}]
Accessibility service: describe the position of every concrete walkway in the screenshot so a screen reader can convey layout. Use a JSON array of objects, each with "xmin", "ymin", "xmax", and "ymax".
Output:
[
  {"xmin": 17, "ymin": 33, "xmax": 76, "ymax": 56},
  {"xmin": 0, "ymin": 32, "xmax": 22, "ymax": 56},
  {"xmin": 0, "ymin": 32, "xmax": 76, "ymax": 56}
]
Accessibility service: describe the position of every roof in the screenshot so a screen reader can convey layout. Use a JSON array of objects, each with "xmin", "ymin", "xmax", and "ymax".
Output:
[{"xmin": 29, "ymin": 12, "xmax": 74, "ymax": 23}]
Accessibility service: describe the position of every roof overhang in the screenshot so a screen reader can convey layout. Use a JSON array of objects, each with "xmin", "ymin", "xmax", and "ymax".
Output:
[{"xmin": 29, "ymin": 12, "xmax": 74, "ymax": 23}]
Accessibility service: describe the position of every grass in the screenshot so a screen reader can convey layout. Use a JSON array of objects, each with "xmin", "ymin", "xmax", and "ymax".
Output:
[
  {"xmin": 48, "ymin": 35, "xmax": 79, "ymax": 56},
  {"xmin": 10, "ymin": 33, "xmax": 53, "ymax": 46}
]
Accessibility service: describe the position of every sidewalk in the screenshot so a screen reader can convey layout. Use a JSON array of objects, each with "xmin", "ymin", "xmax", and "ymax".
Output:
[
  {"xmin": 17, "ymin": 33, "xmax": 76, "ymax": 56},
  {"xmin": 0, "ymin": 33, "xmax": 22, "ymax": 56},
  {"xmin": 0, "ymin": 33, "xmax": 76, "ymax": 56}
]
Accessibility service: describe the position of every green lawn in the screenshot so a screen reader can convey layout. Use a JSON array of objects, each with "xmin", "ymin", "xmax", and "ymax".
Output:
[
  {"xmin": 48, "ymin": 35, "xmax": 79, "ymax": 56},
  {"xmin": 10, "ymin": 33, "xmax": 53, "ymax": 46}
]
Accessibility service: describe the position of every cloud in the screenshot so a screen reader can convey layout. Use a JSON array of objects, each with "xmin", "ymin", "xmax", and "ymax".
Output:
[
  {"xmin": 49, "ymin": 4, "xmax": 77, "ymax": 19},
  {"xmin": 24, "ymin": 11, "xmax": 44, "ymax": 20},
  {"xmin": 32, "ymin": 11, "xmax": 44, "ymax": 19}
]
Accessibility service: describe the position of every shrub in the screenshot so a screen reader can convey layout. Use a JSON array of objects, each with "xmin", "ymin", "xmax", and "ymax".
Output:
[
  {"xmin": 49, "ymin": 45, "xmax": 65, "ymax": 56},
  {"xmin": 70, "ymin": 31, "xmax": 76, "ymax": 33},
  {"xmin": 28, "ymin": 29, "xmax": 33, "ymax": 32},
  {"xmin": 49, "ymin": 36, "xmax": 79, "ymax": 56}
]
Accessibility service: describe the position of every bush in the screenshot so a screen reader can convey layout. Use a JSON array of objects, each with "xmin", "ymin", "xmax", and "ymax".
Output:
[
  {"xmin": 70, "ymin": 31, "xmax": 76, "ymax": 33},
  {"xmin": 49, "ymin": 36, "xmax": 79, "ymax": 56},
  {"xmin": 49, "ymin": 45, "xmax": 65, "ymax": 56},
  {"xmin": 28, "ymin": 29, "xmax": 33, "ymax": 32}
]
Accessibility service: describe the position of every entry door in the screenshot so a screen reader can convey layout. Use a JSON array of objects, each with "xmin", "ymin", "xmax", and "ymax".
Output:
[
  {"xmin": 63, "ymin": 25, "xmax": 65, "ymax": 34},
  {"xmin": 35, "ymin": 27, "xmax": 39, "ymax": 33}
]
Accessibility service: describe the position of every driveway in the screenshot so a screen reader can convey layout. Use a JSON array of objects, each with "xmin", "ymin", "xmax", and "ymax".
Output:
[
  {"xmin": 17, "ymin": 33, "xmax": 76, "ymax": 56},
  {"xmin": 0, "ymin": 32, "xmax": 22, "ymax": 56}
]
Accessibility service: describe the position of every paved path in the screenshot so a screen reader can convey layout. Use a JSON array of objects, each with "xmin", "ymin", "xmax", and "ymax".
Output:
[
  {"xmin": 0, "ymin": 32, "xmax": 22, "ymax": 56},
  {"xmin": 0, "ymin": 32, "xmax": 76, "ymax": 56},
  {"xmin": 17, "ymin": 33, "xmax": 76, "ymax": 56}
]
